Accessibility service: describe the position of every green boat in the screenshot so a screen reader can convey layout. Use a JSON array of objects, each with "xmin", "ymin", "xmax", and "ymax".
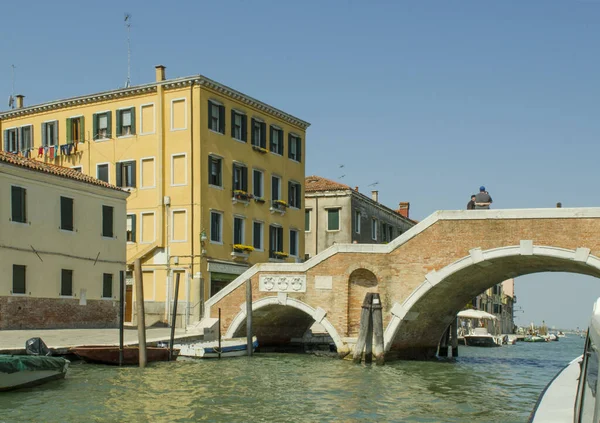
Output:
[
  {"xmin": 523, "ymin": 335, "xmax": 547, "ymax": 342},
  {"xmin": 0, "ymin": 355, "xmax": 69, "ymax": 391}
]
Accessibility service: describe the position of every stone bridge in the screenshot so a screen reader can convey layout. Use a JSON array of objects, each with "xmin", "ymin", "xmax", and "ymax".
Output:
[{"xmin": 205, "ymin": 208, "xmax": 600, "ymax": 360}]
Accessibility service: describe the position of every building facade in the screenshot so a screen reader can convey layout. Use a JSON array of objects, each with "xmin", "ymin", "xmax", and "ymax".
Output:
[
  {"xmin": 472, "ymin": 278, "xmax": 516, "ymax": 334},
  {"xmin": 304, "ymin": 175, "xmax": 415, "ymax": 258},
  {"xmin": 0, "ymin": 151, "xmax": 128, "ymax": 329},
  {"xmin": 0, "ymin": 66, "xmax": 309, "ymax": 327}
]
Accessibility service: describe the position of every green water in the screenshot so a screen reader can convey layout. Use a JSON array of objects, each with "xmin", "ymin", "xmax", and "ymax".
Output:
[{"xmin": 0, "ymin": 336, "xmax": 585, "ymax": 423}]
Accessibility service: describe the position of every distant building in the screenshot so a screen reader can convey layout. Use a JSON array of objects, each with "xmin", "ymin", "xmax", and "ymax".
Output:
[
  {"xmin": 473, "ymin": 278, "xmax": 516, "ymax": 334},
  {"xmin": 0, "ymin": 151, "xmax": 129, "ymax": 329},
  {"xmin": 304, "ymin": 175, "xmax": 415, "ymax": 258}
]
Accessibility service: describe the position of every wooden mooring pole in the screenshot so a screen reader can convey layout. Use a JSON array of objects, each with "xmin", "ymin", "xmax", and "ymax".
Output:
[
  {"xmin": 134, "ymin": 259, "xmax": 147, "ymax": 368},
  {"xmin": 353, "ymin": 293, "xmax": 374, "ymax": 364},
  {"xmin": 438, "ymin": 326, "xmax": 450, "ymax": 357},
  {"xmin": 246, "ymin": 278, "xmax": 253, "ymax": 357},
  {"xmin": 169, "ymin": 272, "xmax": 180, "ymax": 361},
  {"xmin": 451, "ymin": 318, "xmax": 459, "ymax": 357},
  {"xmin": 372, "ymin": 293, "xmax": 385, "ymax": 366},
  {"xmin": 119, "ymin": 270, "xmax": 125, "ymax": 366},
  {"xmin": 218, "ymin": 308, "xmax": 222, "ymax": 360}
]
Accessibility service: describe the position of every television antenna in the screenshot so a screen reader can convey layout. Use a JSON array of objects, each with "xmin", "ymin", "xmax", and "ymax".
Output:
[
  {"xmin": 368, "ymin": 181, "xmax": 379, "ymax": 187},
  {"xmin": 124, "ymin": 13, "xmax": 132, "ymax": 88},
  {"xmin": 8, "ymin": 64, "xmax": 16, "ymax": 109}
]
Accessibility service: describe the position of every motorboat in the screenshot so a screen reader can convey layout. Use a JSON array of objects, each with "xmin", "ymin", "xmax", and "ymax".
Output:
[
  {"xmin": 176, "ymin": 336, "xmax": 258, "ymax": 358},
  {"xmin": 529, "ymin": 297, "xmax": 600, "ymax": 422},
  {"xmin": 523, "ymin": 335, "xmax": 547, "ymax": 343},
  {"xmin": 457, "ymin": 309, "xmax": 502, "ymax": 347},
  {"xmin": 70, "ymin": 345, "xmax": 177, "ymax": 365}
]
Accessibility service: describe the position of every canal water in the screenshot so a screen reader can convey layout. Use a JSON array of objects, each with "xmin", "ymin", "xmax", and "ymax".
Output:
[{"xmin": 0, "ymin": 336, "xmax": 585, "ymax": 423}]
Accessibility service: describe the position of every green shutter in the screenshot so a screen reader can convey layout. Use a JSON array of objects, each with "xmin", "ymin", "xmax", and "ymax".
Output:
[
  {"xmin": 242, "ymin": 115, "xmax": 247, "ymax": 141},
  {"xmin": 116, "ymin": 163, "xmax": 122, "ymax": 187},
  {"xmin": 92, "ymin": 114, "xmax": 98, "ymax": 140},
  {"xmin": 13, "ymin": 265, "xmax": 26, "ymax": 294},
  {"xmin": 102, "ymin": 206, "xmax": 114, "ymax": 237},
  {"xmin": 66, "ymin": 118, "xmax": 72, "ymax": 144},
  {"xmin": 219, "ymin": 105, "xmax": 225, "ymax": 134},
  {"xmin": 106, "ymin": 112, "xmax": 112, "ymax": 138},
  {"xmin": 131, "ymin": 214, "xmax": 137, "ymax": 242},
  {"xmin": 130, "ymin": 107, "xmax": 136, "ymax": 135},
  {"xmin": 207, "ymin": 101, "xmax": 212, "ymax": 130},
  {"xmin": 41, "ymin": 123, "xmax": 47, "ymax": 147},
  {"xmin": 130, "ymin": 161, "xmax": 137, "ymax": 187},
  {"xmin": 231, "ymin": 110, "xmax": 236, "ymax": 137},
  {"xmin": 328, "ymin": 209, "xmax": 339, "ymax": 231},
  {"xmin": 288, "ymin": 181, "xmax": 292, "ymax": 205},
  {"xmin": 60, "ymin": 197, "xmax": 74, "ymax": 231},
  {"xmin": 261, "ymin": 122, "xmax": 266, "ymax": 148},
  {"xmin": 297, "ymin": 137, "xmax": 302, "ymax": 162},
  {"xmin": 116, "ymin": 111, "xmax": 122, "ymax": 137},
  {"xmin": 288, "ymin": 134, "xmax": 292, "ymax": 159},
  {"xmin": 242, "ymin": 166, "xmax": 248, "ymax": 192},
  {"xmin": 251, "ymin": 119, "xmax": 256, "ymax": 145},
  {"xmin": 3, "ymin": 129, "xmax": 8, "ymax": 151},
  {"xmin": 11, "ymin": 186, "xmax": 25, "ymax": 223},
  {"xmin": 79, "ymin": 116, "xmax": 85, "ymax": 143}
]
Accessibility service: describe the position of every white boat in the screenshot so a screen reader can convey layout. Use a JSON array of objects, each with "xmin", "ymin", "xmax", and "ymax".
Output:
[
  {"xmin": 529, "ymin": 297, "xmax": 600, "ymax": 422},
  {"xmin": 176, "ymin": 336, "xmax": 258, "ymax": 358},
  {"xmin": 457, "ymin": 309, "xmax": 502, "ymax": 347},
  {"xmin": 0, "ymin": 355, "xmax": 69, "ymax": 391}
]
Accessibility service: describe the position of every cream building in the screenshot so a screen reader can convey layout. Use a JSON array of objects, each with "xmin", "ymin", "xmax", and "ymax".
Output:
[
  {"xmin": 0, "ymin": 151, "xmax": 128, "ymax": 329},
  {"xmin": 0, "ymin": 66, "xmax": 309, "ymax": 327}
]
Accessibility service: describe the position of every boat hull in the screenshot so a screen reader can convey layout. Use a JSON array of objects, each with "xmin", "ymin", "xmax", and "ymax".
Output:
[
  {"xmin": 70, "ymin": 346, "xmax": 177, "ymax": 365},
  {"xmin": 177, "ymin": 336, "xmax": 258, "ymax": 358},
  {"xmin": 463, "ymin": 335, "xmax": 501, "ymax": 347},
  {"xmin": 0, "ymin": 356, "xmax": 69, "ymax": 391}
]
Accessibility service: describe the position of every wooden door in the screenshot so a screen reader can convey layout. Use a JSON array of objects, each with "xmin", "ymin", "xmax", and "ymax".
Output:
[{"xmin": 125, "ymin": 285, "xmax": 133, "ymax": 322}]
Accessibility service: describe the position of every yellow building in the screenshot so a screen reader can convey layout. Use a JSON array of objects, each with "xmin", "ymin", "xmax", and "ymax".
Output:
[
  {"xmin": 0, "ymin": 151, "xmax": 129, "ymax": 329},
  {"xmin": 0, "ymin": 66, "xmax": 309, "ymax": 327}
]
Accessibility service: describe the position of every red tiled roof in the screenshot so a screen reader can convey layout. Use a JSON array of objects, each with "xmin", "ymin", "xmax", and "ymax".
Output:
[
  {"xmin": 0, "ymin": 151, "xmax": 124, "ymax": 192},
  {"xmin": 305, "ymin": 175, "xmax": 352, "ymax": 192}
]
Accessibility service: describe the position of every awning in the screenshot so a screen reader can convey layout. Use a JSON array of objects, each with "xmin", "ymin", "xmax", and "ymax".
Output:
[{"xmin": 457, "ymin": 309, "xmax": 498, "ymax": 320}]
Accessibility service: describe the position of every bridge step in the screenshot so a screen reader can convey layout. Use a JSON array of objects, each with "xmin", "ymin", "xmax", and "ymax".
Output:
[{"xmin": 186, "ymin": 318, "xmax": 219, "ymax": 341}]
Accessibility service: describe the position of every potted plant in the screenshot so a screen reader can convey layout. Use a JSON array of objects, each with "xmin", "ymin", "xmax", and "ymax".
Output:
[
  {"xmin": 254, "ymin": 197, "xmax": 266, "ymax": 204},
  {"xmin": 273, "ymin": 199, "xmax": 288, "ymax": 208},
  {"xmin": 233, "ymin": 244, "xmax": 254, "ymax": 254},
  {"xmin": 252, "ymin": 145, "xmax": 268, "ymax": 154},
  {"xmin": 273, "ymin": 251, "xmax": 289, "ymax": 259}
]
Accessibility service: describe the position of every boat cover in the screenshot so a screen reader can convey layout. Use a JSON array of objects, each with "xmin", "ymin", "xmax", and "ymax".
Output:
[
  {"xmin": 457, "ymin": 309, "xmax": 498, "ymax": 320},
  {"xmin": 0, "ymin": 355, "xmax": 66, "ymax": 374}
]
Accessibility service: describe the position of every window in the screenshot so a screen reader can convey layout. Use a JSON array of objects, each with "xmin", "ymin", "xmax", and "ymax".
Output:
[
  {"xmin": 102, "ymin": 273, "xmax": 113, "ymax": 298},
  {"xmin": 11, "ymin": 186, "xmax": 26, "ymax": 223},
  {"xmin": 102, "ymin": 205, "xmax": 114, "ymax": 238},
  {"xmin": 231, "ymin": 110, "xmax": 247, "ymax": 141},
  {"xmin": 3, "ymin": 128, "xmax": 18, "ymax": 152},
  {"xmin": 290, "ymin": 230, "xmax": 299, "ymax": 257},
  {"xmin": 251, "ymin": 118, "xmax": 266, "ymax": 148},
  {"xmin": 208, "ymin": 156, "xmax": 222, "ymax": 187},
  {"xmin": 93, "ymin": 112, "xmax": 112, "ymax": 140},
  {"xmin": 20, "ymin": 126, "xmax": 33, "ymax": 152},
  {"xmin": 117, "ymin": 108, "xmax": 136, "ymax": 136},
  {"xmin": 269, "ymin": 225, "xmax": 284, "ymax": 258},
  {"xmin": 327, "ymin": 208, "xmax": 340, "ymax": 231},
  {"xmin": 140, "ymin": 104, "xmax": 155, "ymax": 134},
  {"xmin": 233, "ymin": 217, "xmax": 245, "ymax": 245},
  {"xmin": 97, "ymin": 164, "xmax": 109, "ymax": 183},
  {"xmin": 61, "ymin": 269, "xmax": 73, "ymax": 296},
  {"xmin": 305, "ymin": 209, "xmax": 311, "ymax": 232},
  {"xmin": 71, "ymin": 166, "xmax": 83, "ymax": 172},
  {"xmin": 253, "ymin": 221, "xmax": 263, "ymax": 250},
  {"xmin": 60, "ymin": 196, "xmax": 74, "ymax": 231},
  {"xmin": 253, "ymin": 169, "xmax": 263, "ymax": 198},
  {"xmin": 382, "ymin": 223, "xmax": 388, "ymax": 242},
  {"xmin": 271, "ymin": 175, "xmax": 281, "ymax": 201},
  {"xmin": 355, "ymin": 211, "xmax": 361, "ymax": 234},
  {"xmin": 233, "ymin": 164, "xmax": 248, "ymax": 192},
  {"xmin": 288, "ymin": 181, "xmax": 301, "ymax": 208},
  {"xmin": 493, "ymin": 304, "xmax": 502, "ymax": 314},
  {"xmin": 270, "ymin": 126, "xmax": 283, "ymax": 155},
  {"xmin": 116, "ymin": 161, "xmax": 136, "ymax": 188},
  {"xmin": 141, "ymin": 212, "xmax": 155, "ymax": 243},
  {"xmin": 171, "ymin": 99, "xmax": 187, "ymax": 130},
  {"xmin": 288, "ymin": 134, "xmax": 302, "ymax": 162},
  {"xmin": 67, "ymin": 116, "xmax": 84, "ymax": 144},
  {"xmin": 210, "ymin": 211, "xmax": 222, "ymax": 243},
  {"xmin": 42, "ymin": 121, "xmax": 58, "ymax": 147},
  {"xmin": 12, "ymin": 265, "xmax": 26, "ymax": 294},
  {"xmin": 126, "ymin": 214, "xmax": 136, "ymax": 242},
  {"xmin": 371, "ymin": 219, "xmax": 378, "ymax": 240},
  {"xmin": 209, "ymin": 101, "xmax": 225, "ymax": 134},
  {"xmin": 388, "ymin": 225, "xmax": 393, "ymax": 241}
]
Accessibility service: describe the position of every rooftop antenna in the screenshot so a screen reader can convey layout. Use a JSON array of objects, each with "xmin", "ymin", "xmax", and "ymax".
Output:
[
  {"xmin": 124, "ymin": 13, "xmax": 132, "ymax": 88},
  {"xmin": 368, "ymin": 181, "xmax": 379, "ymax": 187},
  {"xmin": 8, "ymin": 64, "xmax": 16, "ymax": 109}
]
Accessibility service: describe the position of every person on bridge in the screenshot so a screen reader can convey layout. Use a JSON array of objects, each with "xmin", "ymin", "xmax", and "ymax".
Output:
[
  {"xmin": 467, "ymin": 195, "xmax": 476, "ymax": 210},
  {"xmin": 475, "ymin": 186, "xmax": 493, "ymax": 209}
]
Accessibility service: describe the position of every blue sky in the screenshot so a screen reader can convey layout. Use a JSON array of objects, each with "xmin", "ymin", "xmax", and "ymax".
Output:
[{"xmin": 2, "ymin": 0, "xmax": 599, "ymax": 329}]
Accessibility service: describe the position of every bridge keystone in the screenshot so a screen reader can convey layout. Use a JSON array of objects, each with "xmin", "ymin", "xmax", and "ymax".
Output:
[
  {"xmin": 469, "ymin": 248, "xmax": 484, "ymax": 264},
  {"xmin": 575, "ymin": 247, "xmax": 591, "ymax": 262},
  {"xmin": 277, "ymin": 292, "xmax": 288, "ymax": 305},
  {"xmin": 520, "ymin": 240, "xmax": 534, "ymax": 255},
  {"xmin": 314, "ymin": 307, "xmax": 327, "ymax": 323}
]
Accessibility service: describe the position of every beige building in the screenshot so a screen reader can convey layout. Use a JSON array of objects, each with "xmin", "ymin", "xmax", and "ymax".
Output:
[
  {"xmin": 472, "ymin": 278, "xmax": 516, "ymax": 334},
  {"xmin": 0, "ymin": 151, "xmax": 128, "ymax": 329},
  {"xmin": 304, "ymin": 175, "xmax": 415, "ymax": 258},
  {"xmin": 0, "ymin": 65, "xmax": 309, "ymax": 327}
]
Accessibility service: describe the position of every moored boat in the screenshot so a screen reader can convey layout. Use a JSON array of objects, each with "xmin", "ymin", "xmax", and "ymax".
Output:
[
  {"xmin": 0, "ymin": 355, "xmax": 69, "ymax": 391},
  {"xmin": 176, "ymin": 336, "xmax": 258, "ymax": 358},
  {"xmin": 523, "ymin": 335, "xmax": 547, "ymax": 343},
  {"xmin": 457, "ymin": 309, "xmax": 502, "ymax": 347},
  {"xmin": 70, "ymin": 346, "xmax": 177, "ymax": 365}
]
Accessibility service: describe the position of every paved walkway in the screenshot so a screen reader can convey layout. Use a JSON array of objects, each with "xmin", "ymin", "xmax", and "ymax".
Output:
[{"xmin": 0, "ymin": 327, "xmax": 203, "ymax": 354}]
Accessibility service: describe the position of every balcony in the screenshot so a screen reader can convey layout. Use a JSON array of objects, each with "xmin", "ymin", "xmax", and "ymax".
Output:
[
  {"xmin": 270, "ymin": 199, "xmax": 288, "ymax": 215},
  {"xmin": 232, "ymin": 190, "xmax": 252, "ymax": 206},
  {"xmin": 231, "ymin": 244, "xmax": 254, "ymax": 261}
]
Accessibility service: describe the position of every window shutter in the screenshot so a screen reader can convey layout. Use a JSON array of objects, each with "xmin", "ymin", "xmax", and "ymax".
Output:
[
  {"xmin": 288, "ymin": 134, "xmax": 292, "ymax": 159},
  {"xmin": 17, "ymin": 127, "xmax": 23, "ymax": 152},
  {"xmin": 269, "ymin": 126, "xmax": 274, "ymax": 152},
  {"xmin": 53, "ymin": 121, "xmax": 59, "ymax": 145},
  {"xmin": 261, "ymin": 122, "xmax": 266, "ymax": 148},
  {"xmin": 232, "ymin": 166, "xmax": 237, "ymax": 190},
  {"xmin": 251, "ymin": 119, "xmax": 256, "ymax": 145},
  {"xmin": 79, "ymin": 117, "xmax": 85, "ymax": 143},
  {"xmin": 131, "ymin": 214, "xmax": 137, "ymax": 242},
  {"xmin": 116, "ymin": 111, "xmax": 122, "ymax": 137},
  {"xmin": 61, "ymin": 197, "xmax": 74, "ymax": 231},
  {"xmin": 207, "ymin": 101, "xmax": 212, "ymax": 130},
  {"xmin": 297, "ymin": 137, "xmax": 302, "ymax": 162},
  {"xmin": 219, "ymin": 105, "xmax": 225, "ymax": 134},
  {"xmin": 41, "ymin": 123, "xmax": 47, "ymax": 147},
  {"xmin": 130, "ymin": 107, "xmax": 136, "ymax": 135},
  {"xmin": 231, "ymin": 110, "xmax": 235, "ymax": 137},
  {"xmin": 242, "ymin": 115, "xmax": 247, "ymax": 141},
  {"xmin": 93, "ymin": 114, "xmax": 98, "ymax": 140},
  {"xmin": 102, "ymin": 205, "xmax": 114, "ymax": 237},
  {"xmin": 115, "ymin": 163, "xmax": 122, "ymax": 187},
  {"xmin": 208, "ymin": 156, "xmax": 212, "ymax": 183},
  {"xmin": 3, "ymin": 130, "xmax": 8, "ymax": 151},
  {"xmin": 242, "ymin": 166, "xmax": 248, "ymax": 192},
  {"xmin": 288, "ymin": 181, "xmax": 292, "ymax": 205},
  {"xmin": 130, "ymin": 161, "xmax": 137, "ymax": 187},
  {"xmin": 280, "ymin": 130, "xmax": 285, "ymax": 155},
  {"xmin": 106, "ymin": 112, "xmax": 112, "ymax": 138},
  {"xmin": 11, "ymin": 186, "xmax": 23, "ymax": 222},
  {"xmin": 66, "ymin": 118, "xmax": 72, "ymax": 144}
]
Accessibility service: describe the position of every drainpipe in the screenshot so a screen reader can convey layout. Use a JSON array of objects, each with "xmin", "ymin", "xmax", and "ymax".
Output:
[
  {"xmin": 165, "ymin": 200, "xmax": 171, "ymax": 322},
  {"xmin": 188, "ymin": 80, "xmax": 195, "ymax": 326},
  {"xmin": 315, "ymin": 197, "xmax": 319, "ymax": 254}
]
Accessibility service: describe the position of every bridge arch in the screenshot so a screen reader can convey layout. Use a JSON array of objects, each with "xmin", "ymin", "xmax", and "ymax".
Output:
[
  {"xmin": 225, "ymin": 296, "xmax": 347, "ymax": 353},
  {"xmin": 348, "ymin": 268, "xmax": 379, "ymax": 336},
  {"xmin": 383, "ymin": 243, "xmax": 600, "ymax": 359}
]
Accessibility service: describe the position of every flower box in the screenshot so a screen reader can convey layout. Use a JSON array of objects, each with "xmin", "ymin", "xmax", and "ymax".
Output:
[
  {"xmin": 273, "ymin": 199, "xmax": 288, "ymax": 208},
  {"xmin": 233, "ymin": 244, "xmax": 254, "ymax": 253},
  {"xmin": 233, "ymin": 190, "xmax": 253, "ymax": 201},
  {"xmin": 254, "ymin": 197, "xmax": 266, "ymax": 204},
  {"xmin": 252, "ymin": 145, "xmax": 268, "ymax": 154},
  {"xmin": 273, "ymin": 251, "xmax": 289, "ymax": 259}
]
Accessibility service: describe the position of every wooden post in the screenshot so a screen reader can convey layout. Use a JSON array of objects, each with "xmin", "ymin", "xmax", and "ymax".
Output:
[
  {"xmin": 451, "ymin": 318, "xmax": 459, "ymax": 357},
  {"xmin": 119, "ymin": 270, "xmax": 125, "ymax": 366},
  {"xmin": 364, "ymin": 309, "xmax": 373, "ymax": 364},
  {"xmin": 353, "ymin": 293, "xmax": 374, "ymax": 364},
  {"xmin": 438, "ymin": 326, "xmax": 450, "ymax": 357},
  {"xmin": 218, "ymin": 308, "xmax": 222, "ymax": 359},
  {"xmin": 246, "ymin": 278, "xmax": 253, "ymax": 357},
  {"xmin": 372, "ymin": 293, "xmax": 385, "ymax": 365},
  {"xmin": 169, "ymin": 273, "xmax": 180, "ymax": 361},
  {"xmin": 134, "ymin": 259, "xmax": 147, "ymax": 368}
]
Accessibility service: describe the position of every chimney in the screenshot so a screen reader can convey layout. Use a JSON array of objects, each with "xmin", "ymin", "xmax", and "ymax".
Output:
[
  {"xmin": 397, "ymin": 202, "xmax": 410, "ymax": 219},
  {"xmin": 371, "ymin": 190, "xmax": 379, "ymax": 202},
  {"xmin": 155, "ymin": 65, "xmax": 166, "ymax": 82},
  {"xmin": 355, "ymin": 186, "xmax": 359, "ymax": 192},
  {"xmin": 16, "ymin": 95, "xmax": 24, "ymax": 109},
  {"xmin": 556, "ymin": 202, "xmax": 562, "ymax": 208}
]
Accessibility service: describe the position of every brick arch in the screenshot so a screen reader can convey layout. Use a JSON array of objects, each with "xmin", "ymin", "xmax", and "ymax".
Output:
[
  {"xmin": 347, "ymin": 268, "xmax": 379, "ymax": 336},
  {"xmin": 382, "ymin": 244, "xmax": 600, "ymax": 358}
]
